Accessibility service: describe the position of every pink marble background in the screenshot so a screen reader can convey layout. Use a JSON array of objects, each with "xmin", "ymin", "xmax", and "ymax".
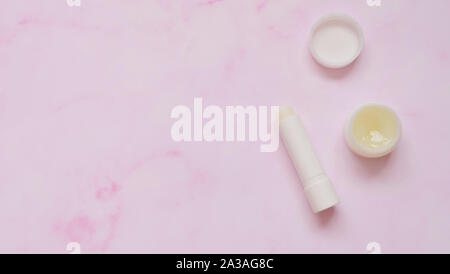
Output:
[{"xmin": 1, "ymin": 0, "xmax": 449, "ymax": 254}]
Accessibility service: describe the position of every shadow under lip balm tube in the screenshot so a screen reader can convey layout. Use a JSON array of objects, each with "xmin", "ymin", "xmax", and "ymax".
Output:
[{"xmin": 279, "ymin": 106, "xmax": 339, "ymax": 213}]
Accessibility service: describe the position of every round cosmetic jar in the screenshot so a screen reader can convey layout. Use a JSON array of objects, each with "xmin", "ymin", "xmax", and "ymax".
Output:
[
  {"xmin": 345, "ymin": 104, "xmax": 402, "ymax": 158},
  {"xmin": 309, "ymin": 14, "xmax": 364, "ymax": 69}
]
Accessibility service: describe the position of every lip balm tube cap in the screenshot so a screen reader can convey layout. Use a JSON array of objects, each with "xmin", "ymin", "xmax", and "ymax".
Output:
[{"xmin": 304, "ymin": 174, "xmax": 339, "ymax": 213}]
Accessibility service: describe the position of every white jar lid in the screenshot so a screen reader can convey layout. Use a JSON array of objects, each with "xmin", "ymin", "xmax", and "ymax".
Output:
[{"xmin": 309, "ymin": 14, "xmax": 364, "ymax": 69}]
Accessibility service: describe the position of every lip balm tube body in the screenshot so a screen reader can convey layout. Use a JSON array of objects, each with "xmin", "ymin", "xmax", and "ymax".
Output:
[{"xmin": 279, "ymin": 107, "xmax": 339, "ymax": 213}]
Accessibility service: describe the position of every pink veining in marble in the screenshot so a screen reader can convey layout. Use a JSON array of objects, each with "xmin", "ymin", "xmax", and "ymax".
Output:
[{"xmin": 1, "ymin": 0, "xmax": 450, "ymax": 253}]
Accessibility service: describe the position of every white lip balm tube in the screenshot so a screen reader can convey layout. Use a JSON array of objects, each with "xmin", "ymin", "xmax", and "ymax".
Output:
[{"xmin": 279, "ymin": 106, "xmax": 339, "ymax": 213}]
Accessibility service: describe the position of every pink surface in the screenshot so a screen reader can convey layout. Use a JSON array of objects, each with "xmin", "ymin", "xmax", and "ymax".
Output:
[{"xmin": 1, "ymin": 0, "xmax": 450, "ymax": 254}]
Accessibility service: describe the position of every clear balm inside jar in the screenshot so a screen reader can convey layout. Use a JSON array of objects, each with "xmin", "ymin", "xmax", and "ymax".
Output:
[{"xmin": 345, "ymin": 104, "xmax": 402, "ymax": 158}]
